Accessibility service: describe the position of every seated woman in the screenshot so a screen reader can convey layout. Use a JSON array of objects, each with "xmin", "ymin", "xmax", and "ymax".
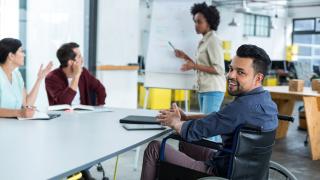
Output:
[{"xmin": 0, "ymin": 38, "xmax": 52, "ymax": 118}]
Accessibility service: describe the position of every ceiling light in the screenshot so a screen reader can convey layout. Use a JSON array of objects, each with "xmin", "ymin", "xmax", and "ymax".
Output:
[{"xmin": 229, "ymin": 18, "xmax": 239, "ymax": 27}]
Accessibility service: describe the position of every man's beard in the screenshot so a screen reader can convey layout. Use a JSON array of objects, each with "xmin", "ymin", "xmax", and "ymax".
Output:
[{"xmin": 227, "ymin": 78, "xmax": 242, "ymax": 96}]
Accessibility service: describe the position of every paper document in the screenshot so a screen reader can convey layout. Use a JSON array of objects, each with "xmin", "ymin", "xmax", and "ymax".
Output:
[{"xmin": 48, "ymin": 104, "xmax": 95, "ymax": 111}]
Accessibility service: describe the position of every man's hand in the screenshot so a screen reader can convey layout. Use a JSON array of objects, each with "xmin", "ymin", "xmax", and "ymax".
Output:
[
  {"xmin": 71, "ymin": 59, "xmax": 83, "ymax": 78},
  {"xmin": 157, "ymin": 103, "xmax": 184, "ymax": 133},
  {"xmin": 175, "ymin": 106, "xmax": 187, "ymax": 121},
  {"xmin": 163, "ymin": 106, "xmax": 187, "ymax": 121}
]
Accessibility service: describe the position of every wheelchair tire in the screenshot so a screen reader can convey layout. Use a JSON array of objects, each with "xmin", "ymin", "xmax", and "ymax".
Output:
[
  {"xmin": 268, "ymin": 161, "xmax": 298, "ymax": 180},
  {"xmin": 197, "ymin": 177, "xmax": 228, "ymax": 180}
]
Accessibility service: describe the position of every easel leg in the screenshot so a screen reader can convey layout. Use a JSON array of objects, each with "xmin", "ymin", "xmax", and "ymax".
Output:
[{"xmin": 184, "ymin": 90, "xmax": 189, "ymax": 112}]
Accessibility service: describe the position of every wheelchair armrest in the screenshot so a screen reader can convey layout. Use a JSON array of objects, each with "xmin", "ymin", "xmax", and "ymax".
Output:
[
  {"xmin": 277, "ymin": 114, "xmax": 294, "ymax": 122},
  {"xmin": 159, "ymin": 133, "xmax": 225, "ymax": 161},
  {"xmin": 190, "ymin": 139, "xmax": 224, "ymax": 152},
  {"xmin": 164, "ymin": 133, "xmax": 224, "ymax": 150}
]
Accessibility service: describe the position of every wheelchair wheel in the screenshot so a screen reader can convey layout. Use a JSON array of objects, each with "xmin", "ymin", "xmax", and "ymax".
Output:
[
  {"xmin": 268, "ymin": 161, "xmax": 297, "ymax": 180},
  {"xmin": 198, "ymin": 177, "xmax": 228, "ymax": 180}
]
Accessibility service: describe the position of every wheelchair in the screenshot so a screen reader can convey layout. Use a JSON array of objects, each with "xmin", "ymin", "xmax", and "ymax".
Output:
[{"xmin": 156, "ymin": 115, "xmax": 297, "ymax": 180}]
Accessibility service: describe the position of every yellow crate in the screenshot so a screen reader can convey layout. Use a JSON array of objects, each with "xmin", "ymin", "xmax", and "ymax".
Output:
[
  {"xmin": 263, "ymin": 76, "xmax": 278, "ymax": 86},
  {"xmin": 172, "ymin": 90, "xmax": 190, "ymax": 101},
  {"xmin": 286, "ymin": 45, "xmax": 298, "ymax": 54},
  {"xmin": 224, "ymin": 52, "xmax": 231, "ymax": 61},
  {"xmin": 286, "ymin": 53, "xmax": 297, "ymax": 61},
  {"xmin": 138, "ymin": 83, "xmax": 145, "ymax": 108},
  {"xmin": 222, "ymin": 41, "xmax": 231, "ymax": 50},
  {"xmin": 138, "ymin": 84, "xmax": 172, "ymax": 110}
]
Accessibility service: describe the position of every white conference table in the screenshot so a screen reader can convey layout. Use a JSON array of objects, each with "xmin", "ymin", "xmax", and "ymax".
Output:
[{"xmin": 0, "ymin": 108, "xmax": 171, "ymax": 180}]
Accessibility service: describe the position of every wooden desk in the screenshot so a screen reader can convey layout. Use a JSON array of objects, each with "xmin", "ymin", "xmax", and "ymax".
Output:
[{"xmin": 264, "ymin": 86, "xmax": 320, "ymax": 160}]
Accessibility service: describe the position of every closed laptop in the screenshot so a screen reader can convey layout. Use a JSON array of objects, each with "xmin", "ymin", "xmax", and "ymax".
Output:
[{"xmin": 119, "ymin": 115, "xmax": 159, "ymax": 124}]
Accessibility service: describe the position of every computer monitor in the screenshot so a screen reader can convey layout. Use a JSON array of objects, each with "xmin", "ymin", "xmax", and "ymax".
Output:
[
  {"xmin": 313, "ymin": 65, "xmax": 320, "ymax": 76},
  {"xmin": 271, "ymin": 60, "xmax": 287, "ymax": 71}
]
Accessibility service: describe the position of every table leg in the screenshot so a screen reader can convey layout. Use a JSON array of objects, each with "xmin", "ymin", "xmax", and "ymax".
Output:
[
  {"xmin": 274, "ymin": 99, "xmax": 295, "ymax": 139},
  {"xmin": 303, "ymin": 96, "xmax": 320, "ymax": 160}
]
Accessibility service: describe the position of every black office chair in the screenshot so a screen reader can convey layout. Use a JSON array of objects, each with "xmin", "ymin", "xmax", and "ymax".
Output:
[{"xmin": 156, "ymin": 115, "xmax": 296, "ymax": 180}]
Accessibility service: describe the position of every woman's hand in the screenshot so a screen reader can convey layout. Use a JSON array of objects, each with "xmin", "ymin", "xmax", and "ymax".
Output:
[
  {"xmin": 174, "ymin": 49, "xmax": 188, "ymax": 60},
  {"xmin": 37, "ymin": 61, "xmax": 53, "ymax": 80},
  {"xmin": 18, "ymin": 107, "xmax": 35, "ymax": 118},
  {"xmin": 181, "ymin": 60, "xmax": 195, "ymax": 71}
]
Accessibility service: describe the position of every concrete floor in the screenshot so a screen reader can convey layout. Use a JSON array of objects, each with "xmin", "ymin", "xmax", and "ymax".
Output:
[{"xmin": 88, "ymin": 101, "xmax": 320, "ymax": 180}]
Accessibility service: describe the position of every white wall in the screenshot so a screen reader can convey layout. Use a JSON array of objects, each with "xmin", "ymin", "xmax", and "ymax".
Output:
[
  {"xmin": 97, "ymin": 0, "xmax": 139, "ymax": 66},
  {"xmin": 288, "ymin": 6, "xmax": 320, "ymax": 18},
  {"xmin": 139, "ymin": 2, "xmax": 288, "ymax": 62},
  {"xmin": 26, "ymin": 0, "xmax": 85, "ymax": 110},
  {"xmin": 138, "ymin": 0, "xmax": 152, "ymax": 57},
  {"xmin": 217, "ymin": 8, "xmax": 288, "ymax": 60},
  {"xmin": 0, "ymin": 0, "xmax": 19, "ymax": 39},
  {"xmin": 97, "ymin": 0, "xmax": 140, "ymax": 108}
]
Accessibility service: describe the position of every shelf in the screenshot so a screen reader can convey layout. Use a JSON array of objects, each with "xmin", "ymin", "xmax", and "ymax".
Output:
[{"xmin": 97, "ymin": 65, "xmax": 139, "ymax": 71}]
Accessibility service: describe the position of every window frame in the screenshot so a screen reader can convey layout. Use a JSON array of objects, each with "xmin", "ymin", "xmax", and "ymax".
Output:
[
  {"xmin": 292, "ymin": 18, "xmax": 320, "ymax": 62},
  {"xmin": 293, "ymin": 18, "xmax": 319, "ymax": 33},
  {"xmin": 244, "ymin": 13, "xmax": 271, "ymax": 37}
]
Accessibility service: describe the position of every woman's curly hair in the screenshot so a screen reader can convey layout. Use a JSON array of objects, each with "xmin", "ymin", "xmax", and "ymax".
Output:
[{"xmin": 191, "ymin": 2, "xmax": 220, "ymax": 31}]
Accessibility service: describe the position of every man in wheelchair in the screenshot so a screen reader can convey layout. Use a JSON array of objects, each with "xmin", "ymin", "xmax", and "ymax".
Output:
[{"xmin": 140, "ymin": 44, "xmax": 278, "ymax": 180}]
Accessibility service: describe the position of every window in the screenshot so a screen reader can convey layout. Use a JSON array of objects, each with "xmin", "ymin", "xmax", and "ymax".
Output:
[
  {"xmin": 244, "ymin": 14, "xmax": 255, "ymax": 36},
  {"xmin": 244, "ymin": 13, "xmax": 270, "ymax": 37},
  {"xmin": 293, "ymin": 19, "xmax": 315, "ymax": 31},
  {"xmin": 293, "ymin": 18, "xmax": 320, "ymax": 60},
  {"xmin": 292, "ymin": 18, "xmax": 320, "ymax": 83},
  {"xmin": 316, "ymin": 18, "xmax": 320, "ymax": 32}
]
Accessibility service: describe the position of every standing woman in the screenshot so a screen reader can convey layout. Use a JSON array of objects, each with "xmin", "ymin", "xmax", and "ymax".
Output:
[
  {"xmin": 174, "ymin": 2, "xmax": 226, "ymax": 142},
  {"xmin": 175, "ymin": 3, "xmax": 225, "ymax": 115},
  {"xmin": 0, "ymin": 38, "xmax": 52, "ymax": 118}
]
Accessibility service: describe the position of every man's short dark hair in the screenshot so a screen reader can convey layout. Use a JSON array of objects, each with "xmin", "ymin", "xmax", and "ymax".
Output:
[
  {"xmin": 56, "ymin": 42, "xmax": 79, "ymax": 67},
  {"xmin": 191, "ymin": 2, "xmax": 220, "ymax": 31},
  {"xmin": 0, "ymin": 38, "xmax": 22, "ymax": 64},
  {"xmin": 236, "ymin": 44, "xmax": 271, "ymax": 77}
]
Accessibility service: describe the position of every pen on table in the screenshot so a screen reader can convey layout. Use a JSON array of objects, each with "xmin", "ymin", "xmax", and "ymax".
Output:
[{"xmin": 25, "ymin": 105, "xmax": 39, "ymax": 112}]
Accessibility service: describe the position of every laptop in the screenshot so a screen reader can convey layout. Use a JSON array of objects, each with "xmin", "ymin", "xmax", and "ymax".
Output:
[
  {"xmin": 119, "ymin": 115, "xmax": 159, "ymax": 124},
  {"xmin": 122, "ymin": 124, "xmax": 165, "ymax": 131}
]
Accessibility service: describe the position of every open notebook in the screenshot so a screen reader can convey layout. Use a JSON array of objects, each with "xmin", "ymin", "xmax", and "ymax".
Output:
[
  {"xmin": 17, "ymin": 111, "xmax": 60, "ymax": 120},
  {"xmin": 48, "ymin": 104, "xmax": 95, "ymax": 111}
]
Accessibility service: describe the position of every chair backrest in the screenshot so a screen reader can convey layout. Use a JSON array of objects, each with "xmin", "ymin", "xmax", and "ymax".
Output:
[
  {"xmin": 228, "ymin": 125, "xmax": 276, "ymax": 180},
  {"xmin": 89, "ymin": 90, "xmax": 97, "ymax": 105}
]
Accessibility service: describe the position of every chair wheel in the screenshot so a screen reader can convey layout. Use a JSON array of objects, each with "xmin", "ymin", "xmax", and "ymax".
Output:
[
  {"xmin": 97, "ymin": 164, "xmax": 103, "ymax": 172},
  {"xmin": 102, "ymin": 177, "xmax": 109, "ymax": 180}
]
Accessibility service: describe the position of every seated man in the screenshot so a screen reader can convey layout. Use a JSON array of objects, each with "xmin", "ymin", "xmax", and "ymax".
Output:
[
  {"xmin": 140, "ymin": 44, "xmax": 278, "ymax": 180},
  {"xmin": 46, "ymin": 42, "xmax": 105, "ymax": 179},
  {"xmin": 45, "ymin": 42, "xmax": 106, "ymax": 106}
]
